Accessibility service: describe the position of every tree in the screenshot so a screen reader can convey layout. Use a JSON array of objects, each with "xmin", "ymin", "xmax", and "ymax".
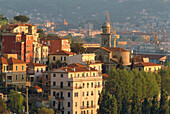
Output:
[
  {"xmin": 142, "ymin": 97, "xmax": 151, "ymax": 114},
  {"xmin": 13, "ymin": 15, "xmax": 30, "ymax": 23},
  {"xmin": 150, "ymin": 95, "xmax": 159, "ymax": 114},
  {"xmin": 38, "ymin": 107, "xmax": 54, "ymax": 114},
  {"xmin": 121, "ymin": 96, "xmax": 130, "ymax": 114},
  {"xmin": 37, "ymin": 29, "xmax": 46, "ymax": 38},
  {"xmin": 0, "ymin": 14, "xmax": 8, "ymax": 26},
  {"xmin": 130, "ymin": 60, "xmax": 135, "ymax": 70},
  {"xmin": 0, "ymin": 98, "xmax": 7, "ymax": 114},
  {"xmin": 131, "ymin": 94, "xmax": 141, "ymax": 114},
  {"xmin": 116, "ymin": 56, "xmax": 124, "ymax": 69},
  {"xmin": 70, "ymin": 39, "xmax": 85, "ymax": 54},
  {"xmin": 159, "ymin": 89, "xmax": 169, "ymax": 114},
  {"xmin": 98, "ymin": 91, "xmax": 117, "ymax": 114},
  {"xmin": 8, "ymin": 90, "xmax": 24, "ymax": 113}
]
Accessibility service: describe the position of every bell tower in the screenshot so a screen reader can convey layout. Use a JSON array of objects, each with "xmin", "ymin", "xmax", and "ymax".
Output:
[{"xmin": 101, "ymin": 21, "xmax": 111, "ymax": 47}]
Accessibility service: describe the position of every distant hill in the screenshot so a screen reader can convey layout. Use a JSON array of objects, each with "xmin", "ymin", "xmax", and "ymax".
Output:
[{"xmin": 0, "ymin": 0, "xmax": 169, "ymax": 25}]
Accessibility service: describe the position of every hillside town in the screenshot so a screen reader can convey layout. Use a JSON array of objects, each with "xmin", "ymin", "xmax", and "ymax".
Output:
[{"xmin": 0, "ymin": 9, "xmax": 170, "ymax": 114}]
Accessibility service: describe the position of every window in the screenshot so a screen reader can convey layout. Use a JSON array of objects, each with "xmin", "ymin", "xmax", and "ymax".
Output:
[
  {"xmin": 82, "ymin": 73, "xmax": 84, "ymax": 77},
  {"xmin": 91, "ymin": 110, "xmax": 93, "ymax": 114},
  {"xmin": 75, "ymin": 102, "xmax": 77, "ymax": 107},
  {"xmin": 98, "ymin": 82, "xmax": 100, "ymax": 87},
  {"xmin": 68, "ymin": 111, "xmax": 70, "ymax": 114},
  {"xmin": 60, "ymin": 82, "xmax": 63, "ymax": 88},
  {"xmin": 78, "ymin": 74, "xmax": 80, "ymax": 77},
  {"xmin": 86, "ymin": 73, "xmax": 88, "ymax": 76},
  {"xmin": 93, "ymin": 73, "xmax": 95, "ymax": 76},
  {"xmin": 64, "ymin": 57, "xmax": 66, "ymax": 61},
  {"xmin": 91, "ymin": 91, "xmax": 93, "ymax": 96},
  {"xmin": 53, "ymin": 56, "xmax": 56, "ymax": 61},
  {"xmin": 68, "ymin": 92, "xmax": 70, "ymax": 97},
  {"xmin": 87, "ymin": 101, "xmax": 89, "ymax": 108},
  {"xmin": 68, "ymin": 82, "xmax": 71, "ymax": 87},
  {"xmin": 53, "ymin": 91, "xmax": 56, "ymax": 96},
  {"xmin": 16, "ymin": 66, "xmax": 18, "ymax": 71},
  {"xmin": 61, "ymin": 74, "xmax": 63, "ymax": 77},
  {"xmin": 91, "ymin": 100, "xmax": 93, "ymax": 107},
  {"xmin": 82, "ymin": 92, "xmax": 84, "ymax": 96},
  {"xmin": 87, "ymin": 91, "xmax": 89, "ymax": 96},
  {"xmin": 75, "ymin": 111, "xmax": 77, "ymax": 114},
  {"xmin": 22, "ymin": 65, "xmax": 24, "ymax": 70},
  {"xmin": 41, "ymin": 68, "xmax": 43, "ymax": 72},
  {"xmin": 68, "ymin": 102, "xmax": 70, "ymax": 107},
  {"xmin": 16, "ymin": 75, "xmax": 18, "ymax": 80},
  {"xmin": 53, "ymin": 81, "xmax": 56, "ymax": 86},
  {"xmin": 91, "ymin": 82, "xmax": 93, "ymax": 88},
  {"xmin": 46, "ymin": 75, "xmax": 48, "ymax": 79},
  {"xmin": 87, "ymin": 110, "xmax": 89, "ymax": 114},
  {"xmin": 74, "ymin": 92, "xmax": 78, "ymax": 97},
  {"xmin": 21, "ymin": 85, "xmax": 24, "ymax": 88},
  {"xmin": 53, "ymin": 74, "xmax": 56, "ymax": 77},
  {"xmin": 82, "ymin": 101, "xmax": 84, "ymax": 106},
  {"xmin": 83, "ymin": 83, "xmax": 85, "ymax": 88},
  {"xmin": 87, "ymin": 83, "xmax": 89, "ymax": 88},
  {"xmin": 53, "ymin": 101, "xmax": 55, "ymax": 106},
  {"xmin": 37, "ymin": 68, "xmax": 39, "ymax": 72},
  {"xmin": 98, "ymin": 90, "xmax": 100, "ymax": 95},
  {"xmin": 70, "ymin": 74, "xmax": 73, "ymax": 78},
  {"xmin": 22, "ymin": 75, "xmax": 24, "ymax": 79},
  {"xmin": 4, "ymin": 66, "xmax": 5, "ymax": 71}
]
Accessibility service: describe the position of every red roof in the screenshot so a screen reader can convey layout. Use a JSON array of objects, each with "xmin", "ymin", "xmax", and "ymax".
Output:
[
  {"xmin": 8, "ymin": 57, "xmax": 26, "ymax": 64},
  {"xmin": 102, "ymin": 73, "xmax": 109, "ymax": 80},
  {"xmin": 50, "ymin": 50, "xmax": 75, "ymax": 55},
  {"xmin": 60, "ymin": 63, "xmax": 97, "ymax": 72},
  {"xmin": 33, "ymin": 63, "xmax": 46, "ymax": 67},
  {"xmin": 0, "ymin": 57, "xmax": 8, "ymax": 64},
  {"xmin": 106, "ymin": 47, "xmax": 129, "ymax": 52},
  {"xmin": 41, "ymin": 36, "xmax": 68, "ymax": 40},
  {"xmin": 134, "ymin": 62, "xmax": 162, "ymax": 67},
  {"xmin": 33, "ymin": 86, "xmax": 42, "ymax": 89}
]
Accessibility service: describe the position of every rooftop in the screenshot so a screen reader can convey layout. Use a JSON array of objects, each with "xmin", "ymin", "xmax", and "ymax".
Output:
[{"xmin": 49, "ymin": 50, "xmax": 76, "ymax": 55}]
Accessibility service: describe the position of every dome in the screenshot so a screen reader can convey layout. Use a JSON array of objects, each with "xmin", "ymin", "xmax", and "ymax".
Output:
[{"xmin": 102, "ymin": 21, "xmax": 110, "ymax": 28}]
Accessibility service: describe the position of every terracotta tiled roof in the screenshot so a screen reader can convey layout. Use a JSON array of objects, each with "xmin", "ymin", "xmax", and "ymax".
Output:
[
  {"xmin": 33, "ymin": 86, "xmax": 42, "ymax": 89},
  {"xmin": 135, "ymin": 62, "xmax": 162, "ymax": 67},
  {"xmin": 8, "ymin": 57, "xmax": 26, "ymax": 64},
  {"xmin": 102, "ymin": 73, "xmax": 109, "ymax": 80},
  {"xmin": 50, "ymin": 50, "xmax": 75, "ymax": 55},
  {"xmin": 132, "ymin": 54, "xmax": 166, "ymax": 60},
  {"xmin": 106, "ymin": 47, "xmax": 129, "ymax": 52},
  {"xmin": 110, "ymin": 58, "xmax": 119, "ymax": 63},
  {"xmin": 60, "ymin": 63, "xmax": 97, "ymax": 72},
  {"xmin": 101, "ymin": 47, "xmax": 112, "ymax": 52},
  {"xmin": 33, "ymin": 63, "xmax": 46, "ymax": 67},
  {"xmin": 0, "ymin": 57, "xmax": 8, "ymax": 64},
  {"xmin": 41, "ymin": 36, "xmax": 68, "ymax": 40}
]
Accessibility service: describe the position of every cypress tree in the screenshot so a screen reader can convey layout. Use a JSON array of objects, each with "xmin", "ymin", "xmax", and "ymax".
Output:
[
  {"xmin": 150, "ymin": 95, "xmax": 159, "ymax": 114},
  {"xmin": 142, "ymin": 97, "xmax": 151, "ymax": 114},
  {"xmin": 159, "ymin": 89, "xmax": 169, "ymax": 114},
  {"xmin": 121, "ymin": 96, "xmax": 129, "ymax": 114},
  {"xmin": 131, "ymin": 94, "xmax": 141, "ymax": 114},
  {"xmin": 109, "ymin": 95, "xmax": 117, "ymax": 114}
]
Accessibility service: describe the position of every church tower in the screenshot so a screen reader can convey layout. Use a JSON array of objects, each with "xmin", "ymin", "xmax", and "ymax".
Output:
[{"xmin": 101, "ymin": 21, "xmax": 111, "ymax": 47}]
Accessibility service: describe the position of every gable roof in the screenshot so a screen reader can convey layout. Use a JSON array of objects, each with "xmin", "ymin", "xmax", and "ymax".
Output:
[
  {"xmin": 110, "ymin": 58, "xmax": 119, "ymax": 63},
  {"xmin": 49, "ymin": 50, "xmax": 75, "ymax": 55},
  {"xmin": 41, "ymin": 36, "xmax": 68, "ymax": 40},
  {"xmin": 0, "ymin": 57, "xmax": 8, "ymax": 64},
  {"xmin": 8, "ymin": 57, "xmax": 26, "ymax": 64},
  {"xmin": 134, "ymin": 62, "xmax": 162, "ymax": 67},
  {"xmin": 106, "ymin": 47, "xmax": 129, "ymax": 52}
]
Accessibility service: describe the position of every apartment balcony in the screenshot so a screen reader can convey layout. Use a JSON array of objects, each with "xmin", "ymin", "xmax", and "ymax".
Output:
[
  {"xmin": 55, "ymin": 107, "xmax": 64, "ymax": 111},
  {"xmin": 74, "ymin": 86, "xmax": 82, "ymax": 89},
  {"xmin": 80, "ymin": 105, "xmax": 96, "ymax": 109},
  {"xmin": 55, "ymin": 96, "xmax": 64, "ymax": 100}
]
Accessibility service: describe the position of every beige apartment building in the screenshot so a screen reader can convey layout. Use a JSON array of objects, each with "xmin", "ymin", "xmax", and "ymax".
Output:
[
  {"xmin": 0, "ymin": 56, "xmax": 27, "ymax": 88},
  {"xmin": 50, "ymin": 63, "xmax": 103, "ymax": 114}
]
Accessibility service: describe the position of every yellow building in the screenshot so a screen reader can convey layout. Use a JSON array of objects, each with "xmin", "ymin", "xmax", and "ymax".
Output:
[
  {"xmin": 0, "ymin": 56, "xmax": 27, "ymax": 88},
  {"xmin": 130, "ymin": 62, "xmax": 162, "ymax": 72},
  {"xmin": 50, "ymin": 63, "xmax": 102, "ymax": 114},
  {"xmin": 49, "ymin": 50, "xmax": 75, "ymax": 64}
]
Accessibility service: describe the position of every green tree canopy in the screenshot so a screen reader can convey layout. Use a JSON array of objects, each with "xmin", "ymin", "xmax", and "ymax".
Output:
[
  {"xmin": 70, "ymin": 39, "xmax": 85, "ymax": 54},
  {"xmin": 8, "ymin": 90, "xmax": 24, "ymax": 113},
  {"xmin": 131, "ymin": 94, "xmax": 141, "ymax": 114},
  {"xmin": 142, "ymin": 97, "xmax": 151, "ymax": 114},
  {"xmin": 37, "ymin": 29, "xmax": 46, "ymax": 38},
  {"xmin": 0, "ymin": 98, "xmax": 7, "ymax": 114},
  {"xmin": 38, "ymin": 107, "xmax": 54, "ymax": 114},
  {"xmin": 160, "ymin": 89, "xmax": 169, "ymax": 114},
  {"xmin": 13, "ymin": 15, "xmax": 30, "ymax": 23},
  {"xmin": 0, "ymin": 14, "xmax": 8, "ymax": 26},
  {"xmin": 150, "ymin": 95, "xmax": 159, "ymax": 114}
]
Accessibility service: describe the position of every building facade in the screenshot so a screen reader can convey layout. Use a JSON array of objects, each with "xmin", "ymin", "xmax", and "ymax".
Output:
[{"xmin": 50, "ymin": 63, "xmax": 103, "ymax": 114}]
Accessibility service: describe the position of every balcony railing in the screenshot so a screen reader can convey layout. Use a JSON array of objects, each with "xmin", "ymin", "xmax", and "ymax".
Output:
[
  {"xmin": 51, "ymin": 86, "xmax": 73, "ymax": 90},
  {"xmin": 55, "ymin": 96, "xmax": 64, "ymax": 100},
  {"xmin": 80, "ymin": 105, "xmax": 96, "ymax": 109},
  {"xmin": 74, "ymin": 86, "xmax": 82, "ymax": 89}
]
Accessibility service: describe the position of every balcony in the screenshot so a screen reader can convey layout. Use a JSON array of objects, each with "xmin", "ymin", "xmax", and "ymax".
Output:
[
  {"xmin": 56, "ymin": 107, "xmax": 64, "ymax": 111},
  {"xmin": 74, "ymin": 86, "xmax": 82, "ymax": 89},
  {"xmin": 80, "ymin": 105, "xmax": 96, "ymax": 109},
  {"xmin": 55, "ymin": 96, "xmax": 64, "ymax": 100},
  {"xmin": 51, "ymin": 86, "xmax": 72, "ymax": 90}
]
